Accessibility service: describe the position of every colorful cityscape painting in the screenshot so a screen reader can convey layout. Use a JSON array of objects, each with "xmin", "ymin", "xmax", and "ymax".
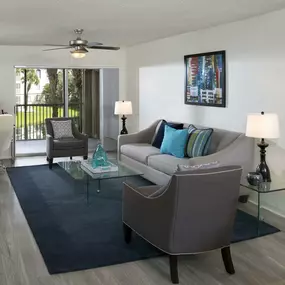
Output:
[{"xmin": 184, "ymin": 50, "xmax": 226, "ymax": 107}]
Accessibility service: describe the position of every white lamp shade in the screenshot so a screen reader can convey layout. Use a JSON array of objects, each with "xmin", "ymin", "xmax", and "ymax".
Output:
[
  {"xmin": 246, "ymin": 113, "xmax": 280, "ymax": 139},
  {"xmin": 114, "ymin": 101, "xmax": 133, "ymax": 115}
]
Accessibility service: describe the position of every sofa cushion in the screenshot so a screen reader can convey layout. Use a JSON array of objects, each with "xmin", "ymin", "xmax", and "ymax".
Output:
[
  {"xmin": 54, "ymin": 137, "xmax": 85, "ymax": 150},
  {"xmin": 120, "ymin": 143, "xmax": 160, "ymax": 164},
  {"xmin": 151, "ymin": 120, "xmax": 184, "ymax": 149},
  {"xmin": 148, "ymin": 154, "xmax": 189, "ymax": 176}
]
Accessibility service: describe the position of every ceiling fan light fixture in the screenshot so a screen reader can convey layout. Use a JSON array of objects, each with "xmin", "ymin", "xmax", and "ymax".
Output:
[
  {"xmin": 70, "ymin": 48, "xmax": 87, "ymax": 59},
  {"xmin": 43, "ymin": 29, "xmax": 120, "ymax": 54},
  {"xmin": 71, "ymin": 52, "xmax": 86, "ymax": 59}
]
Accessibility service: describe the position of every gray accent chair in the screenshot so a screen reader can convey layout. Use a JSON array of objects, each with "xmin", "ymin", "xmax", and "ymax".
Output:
[
  {"xmin": 45, "ymin": 117, "xmax": 88, "ymax": 169},
  {"xmin": 123, "ymin": 165, "xmax": 242, "ymax": 284}
]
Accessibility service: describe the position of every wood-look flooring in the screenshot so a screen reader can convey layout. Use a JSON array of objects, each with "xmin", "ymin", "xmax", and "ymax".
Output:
[{"xmin": 1, "ymin": 161, "xmax": 285, "ymax": 285}]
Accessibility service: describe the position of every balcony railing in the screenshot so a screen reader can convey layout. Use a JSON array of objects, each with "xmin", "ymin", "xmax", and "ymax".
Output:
[{"xmin": 15, "ymin": 103, "xmax": 81, "ymax": 141}]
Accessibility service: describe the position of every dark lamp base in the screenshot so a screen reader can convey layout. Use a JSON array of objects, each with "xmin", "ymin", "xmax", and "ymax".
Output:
[
  {"xmin": 256, "ymin": 138, "xmax": 271, "ymax": 182},
  {"xmin": 256, "ymin": 162, "xmax": 271, "ymax": 182},
  {"xmin": 120, "ymin": 115, "xmax": 128, "ymax": 135}
]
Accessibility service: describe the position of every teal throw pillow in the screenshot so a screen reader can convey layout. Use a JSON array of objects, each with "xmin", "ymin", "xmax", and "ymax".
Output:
[
  {"xmin": 151, "ymin": 120, "xmax": 184, "ymax": 149},
  {"xmin": 160, "ymin": 125, "xmax": 189, "ymax": 158},
  {"xmin": 186, "ymin": 125, "xmax": 213, "ymax": 158}
]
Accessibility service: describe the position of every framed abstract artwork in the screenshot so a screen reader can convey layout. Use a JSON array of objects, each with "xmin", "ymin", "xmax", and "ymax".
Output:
[{"xmin": 184, "ymin": 50, "xmax": 226, "ymax": 107}]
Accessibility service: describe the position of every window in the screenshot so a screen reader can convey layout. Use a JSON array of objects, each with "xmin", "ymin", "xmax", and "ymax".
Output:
[
  {"xmin": 36, "ymin": 95, "xmax": 41, "ymax": 102},
  {"xmin": 16, "ymin": 95, "xmax": 22, "ymax": 104},
  {"xmin": 36, "ymin": 69, "xmax": 41, "ymax": 78},
  {"xmin": 16, "ymin": 83, "xmax": 21, "ymax": 93}
]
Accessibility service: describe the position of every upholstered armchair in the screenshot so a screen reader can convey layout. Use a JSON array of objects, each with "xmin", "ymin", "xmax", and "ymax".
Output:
[
  {"xmin": 0, "ymin": 114, "xmax": 14, "ymax": 172},
  {"xmin": 45, "ymin": 117, "xmax": 88, "ymax": 169},
  {"xmin": 122, "ymin": 165, "xmax": 242, "ymax": 284}
]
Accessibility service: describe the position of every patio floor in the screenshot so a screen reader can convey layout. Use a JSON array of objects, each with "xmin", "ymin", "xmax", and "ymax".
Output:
[{"xmin": 15, "ymin": 138, "xmax": 117, "ymax": 156}]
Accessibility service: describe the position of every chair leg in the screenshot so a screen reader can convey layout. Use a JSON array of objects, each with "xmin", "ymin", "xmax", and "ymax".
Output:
[
  {"xmin": 70, "ymin": 156, "xmax": 72, "ymax": 160},
  {"xmin": 83, "ymin": 155, "xmax": 88, "ymax": 160},
  {"xmin": 123, "ymin": 223, "xmax": 132, "ymax": 244},
  {"xmin": 221, "ymin": 246, "xmax": 235, "ymax": 274},
  {"xmin": 169, "ymin": 255, "xmax": 179, "ymax": 284},
  {"xmin": 49, "ymin": 158, "xmax": 53, "ymax": 169}
]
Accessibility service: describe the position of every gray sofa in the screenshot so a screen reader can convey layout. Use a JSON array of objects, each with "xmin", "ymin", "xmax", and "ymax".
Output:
[{"xmin": 118, "ymin": 120, "xmax": 254, "ymax": 194}]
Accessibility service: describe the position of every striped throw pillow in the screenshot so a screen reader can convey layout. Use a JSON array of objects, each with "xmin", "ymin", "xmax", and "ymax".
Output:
[{"xmin": 186, "ymin": 125, "xmax": 213, "ymax": 158}]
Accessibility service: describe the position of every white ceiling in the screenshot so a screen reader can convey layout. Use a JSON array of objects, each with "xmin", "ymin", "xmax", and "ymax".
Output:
[{"xmin": 1, "ymin": 0, "xmax": 285, "ymax": 47}]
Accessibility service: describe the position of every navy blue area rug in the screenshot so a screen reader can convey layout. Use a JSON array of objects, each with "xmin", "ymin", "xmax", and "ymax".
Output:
[{"xmin": 7, "ymin": 165, "xmax": 279, "ymax": 274}]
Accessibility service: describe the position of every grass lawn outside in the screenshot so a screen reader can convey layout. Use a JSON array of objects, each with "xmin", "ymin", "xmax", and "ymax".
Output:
[{"xmin": 16, "ymin": 106, "xmax": 79, "ymax": 128}]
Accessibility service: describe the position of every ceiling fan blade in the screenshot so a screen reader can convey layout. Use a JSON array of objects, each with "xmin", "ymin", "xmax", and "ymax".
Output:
[
  {"xmin": 87, "ymin": 42, "xmax": 103, "ymax": 47},
  {"xmin": 43, "ymin": 47, "xmax": 72, "ymax": 51},
  {"xmin": 43, "ymin": 44, "xmax": 70, "ymax": 47},
  {"xmin": 88, "ymin": 46, "xmax": 120, "ymax": 50}
]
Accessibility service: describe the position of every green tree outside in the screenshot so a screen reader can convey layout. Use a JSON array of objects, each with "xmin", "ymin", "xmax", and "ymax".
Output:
[
  {"xmin": 16, "ymin": 68, "xmax": 82, "ymax": 139},
  {"xmin": 16, "ymin": 68, "xmax": 40, "ymax": 96}
]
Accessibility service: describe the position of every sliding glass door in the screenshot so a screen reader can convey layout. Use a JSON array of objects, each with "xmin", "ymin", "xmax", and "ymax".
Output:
[{"xmin": 15, "ymin": 68, "xmax": 83, "ymax": 141}]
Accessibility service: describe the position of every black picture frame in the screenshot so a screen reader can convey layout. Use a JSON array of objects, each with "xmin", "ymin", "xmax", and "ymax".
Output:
[{"xmin": 184, "ymin": 50, "xmax": 226, "ymax": 107}]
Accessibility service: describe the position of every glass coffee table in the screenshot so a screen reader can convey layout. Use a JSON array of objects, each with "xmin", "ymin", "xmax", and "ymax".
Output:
[
  {"xmin": 58, "ymin": 159, "xmax": 143, "ymax": 203},
  {"xmin": 241, "ymin": 174, "xmax": 285, "ymax": 235}
]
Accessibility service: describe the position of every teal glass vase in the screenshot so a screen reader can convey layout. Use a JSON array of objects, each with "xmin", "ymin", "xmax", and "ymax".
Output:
[{"xmin": 92, "ymin": 143, "xmax": 109, "ymax": 168}]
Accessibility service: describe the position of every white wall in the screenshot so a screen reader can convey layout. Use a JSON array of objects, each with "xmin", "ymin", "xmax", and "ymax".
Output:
[
  {"xmin": 0, "ymin": 46, "xmax": 125, "ymax": 158},
  {"xmin": 126, "ymin": 9, "xmax": 285, "ymax": 216}
]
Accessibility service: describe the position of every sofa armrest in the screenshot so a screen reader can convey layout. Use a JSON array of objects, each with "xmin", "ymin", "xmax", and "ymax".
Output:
[
  {"xmin": 73, "ymin": 128, "xmax": 88, "ymax": 141},
  {"xmin": 46, "ymin": 134, "xmax": 53, "ymax": 143},
  {"xmin": 118, "ymin": 120, "xmax": 160, "ymax": 159},
  {"xmin": 188, "ymin": 135, "xmax": 254, "ymax": 195},
  {"xmin": 123, "ymin": 182, "xmax": 175, "ymax": 250},
  {"xmin": 189, "ymin": 135, "xmax": 254, "ymax": 168}
]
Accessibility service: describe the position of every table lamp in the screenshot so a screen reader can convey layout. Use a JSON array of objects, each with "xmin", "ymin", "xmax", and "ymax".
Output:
[
  {"xmin": 245, "ymin": 112, "xmax": 280, "ymax": 182},
  {"xmin": 114, "ymin": 101, "xmax": 133, "ymax": 134}
]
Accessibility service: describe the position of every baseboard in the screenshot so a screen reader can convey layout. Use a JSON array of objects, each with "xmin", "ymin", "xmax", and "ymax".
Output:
[
  {"xmin": 0, "ymin": 155, "xmax": 12, "ymax": 160},
  {"xmin": 16, "ymin": 152, "xmax": 46, "ymax": 157},
  {"xmin": 248, "ymin": 198, "xmax": 285, "ymax": 219},
  {"xmin": 239, "ymin": 200, "xmax": 285, "ymax": 231}
]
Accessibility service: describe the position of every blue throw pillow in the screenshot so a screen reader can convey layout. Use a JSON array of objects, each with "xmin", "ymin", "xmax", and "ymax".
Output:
[
  {"xmin": 160, "ymin": 125, "xmax": 189, "ymax": 158},
  {"xmin": 152, "ymin": 120, "xmax": 184, "ymax": 149}
]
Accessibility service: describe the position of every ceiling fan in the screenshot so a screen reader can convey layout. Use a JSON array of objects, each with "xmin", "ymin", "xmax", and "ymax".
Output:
[{"xmin": 43, "ymin": 29, "xmax": 120, "ymax": 59}]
